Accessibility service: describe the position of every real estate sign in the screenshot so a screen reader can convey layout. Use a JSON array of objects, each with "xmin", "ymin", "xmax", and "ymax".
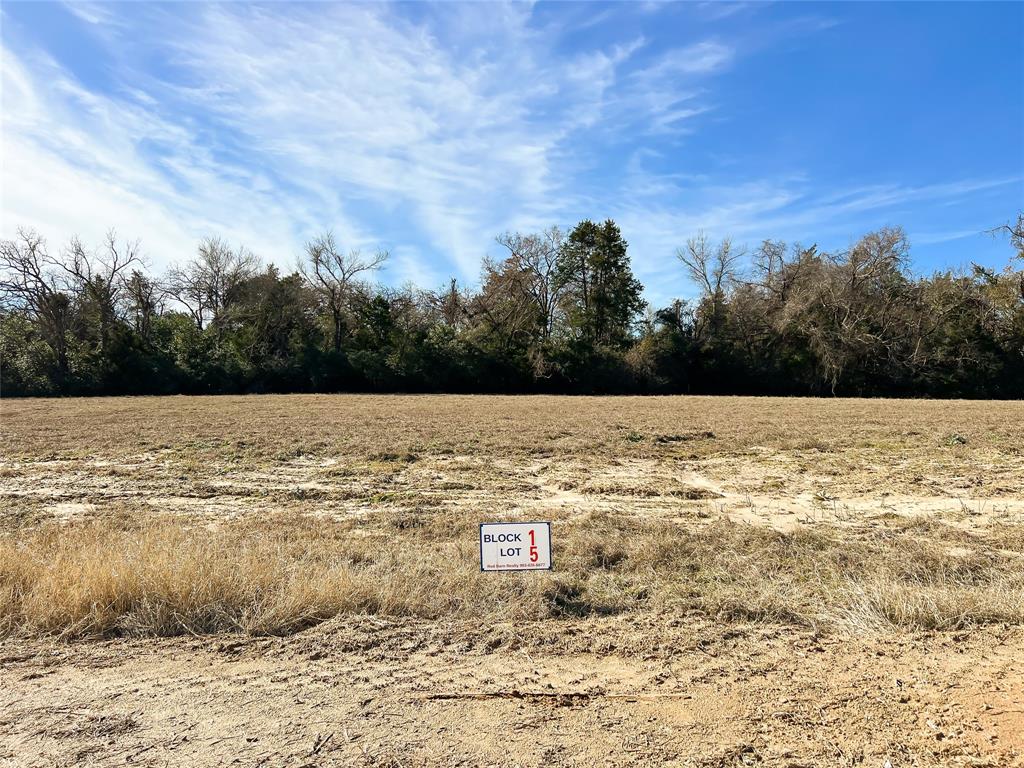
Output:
[{"xmin": 479, "ymin": 522, "xmax": 552, "ymax": 571}]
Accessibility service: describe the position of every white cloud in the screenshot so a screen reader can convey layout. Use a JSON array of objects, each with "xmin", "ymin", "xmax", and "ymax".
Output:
[
  {"xmin": 909, "ymin": 229, "xmax": 983, "ymax": 246},
  {"xmin": 0, "ymin": 42, "xmax": 334, "ymax": 267},
  {"xmin": 59, "ymin": 0, "xmax": 122, "ymax": 28},
  {"xmin": 643, "ymin": 41, "xmax": 734, "ymax": 76},
  {"xmin": 1, "ymin": 3, "xmax": 736, "ymax": 285},
  {"xmin": 610, "ymin": 175, "xmax": 1022, "ymax": 306},
  {"xmin": 3, "ymin": 3, "xmax": 739, "ymax": 284},
  {"xmin": 3, "ymin": 1, "xmax": 1010, "ymax": 306}
]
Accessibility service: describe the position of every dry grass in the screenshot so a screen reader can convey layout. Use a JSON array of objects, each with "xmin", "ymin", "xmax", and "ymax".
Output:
[
  {"xmin": 0, "ymin": 515, "xmax": 524, "ymax": 637},
  {"xmin": 1, "ymin": 394, "xmax": 1022, "ymax": 639},
  {"xmin": 2, "ymin": 394, "xmax": 1022, "ymax": 466},
  {"xmin": 2, "ymin": 509, "xmax": 1021, "ymax": 638}
]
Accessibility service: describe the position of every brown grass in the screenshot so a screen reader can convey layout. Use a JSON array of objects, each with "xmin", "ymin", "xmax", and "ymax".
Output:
[
  {"xmin": 2, "ymin": 509, "xmax": 1021, "ymax": 638},
  {"xmin": 1, "ymin": 394, "xmax": 1022, "ymax": 639},
  {"xmin": 2, "ymin": 393, "xmax": 1022, "ymax": 466}
]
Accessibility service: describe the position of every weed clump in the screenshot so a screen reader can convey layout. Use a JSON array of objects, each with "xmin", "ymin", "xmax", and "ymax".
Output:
[{"xmin": 4, "ymin": 512, "xmax": 1020, "ymax": 639}]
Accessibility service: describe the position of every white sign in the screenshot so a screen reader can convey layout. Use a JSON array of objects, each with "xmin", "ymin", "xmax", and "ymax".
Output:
[{"xmin": 479, "ymin": 522, "xmax": 552, "ymax": 571}]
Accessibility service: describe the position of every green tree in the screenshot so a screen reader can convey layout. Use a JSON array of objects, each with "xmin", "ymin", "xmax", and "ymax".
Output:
[
  {"xmin": 224, "ymin": 268, "xmax": 323, "ymax": 390},
  {"xmin": 554, "ymin": 219, "xmax": 645, "ymax": 348}
]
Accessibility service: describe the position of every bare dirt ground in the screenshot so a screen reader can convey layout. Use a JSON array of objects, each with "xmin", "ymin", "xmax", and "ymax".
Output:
[
  {"xmin": 4, "ymin": 618, "xmax": 1023, "ymax": 767},
  {"xmin": 2, "ymin": 395, "xmax": 1023, "ymax": 767}
]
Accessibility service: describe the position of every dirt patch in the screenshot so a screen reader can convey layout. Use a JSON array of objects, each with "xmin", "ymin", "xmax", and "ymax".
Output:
[
  {"xmin": 1, "ymin": 619, "xmax": 1021, "ymax": 766},
  {"xmin": 1, "ymin": 394, "xmax": 1023, "ymax": 765}
]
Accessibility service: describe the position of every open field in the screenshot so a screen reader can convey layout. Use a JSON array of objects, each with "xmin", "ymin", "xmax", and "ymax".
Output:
[{"xmin": 2, "ymin": 394, "xmax": 1023, "ymax": 767}]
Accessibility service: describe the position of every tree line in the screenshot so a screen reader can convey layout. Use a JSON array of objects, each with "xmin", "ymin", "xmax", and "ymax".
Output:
[{"xmin": 2, "ymin": 215, "xmax": 1022, "ymax": 398}]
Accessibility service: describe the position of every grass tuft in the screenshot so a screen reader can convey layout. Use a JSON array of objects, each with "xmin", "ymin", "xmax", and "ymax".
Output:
[{"xmin": 2, "ymin": 513, "xmax": 1021, "ymax": 638}]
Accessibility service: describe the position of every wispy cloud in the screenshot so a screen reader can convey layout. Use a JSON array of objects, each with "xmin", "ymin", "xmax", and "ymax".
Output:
[
  {"xmin": 641, "ymin": 40, "xmax": 734, "ymax": 76},
  {"xmin": 611, "ymin": 175, "xmax": 1022, "ymax": 304},
  {"xmin": 695, "ymin": 2, "xmax": 755, "ymax": 22},
  {"xmin": 5, "ymin": 3, "xmax": 683, "ymax": 281},
  {"xmin": 0, "ymin": 3, "xmax": 748, "ymax": 283},
  {"xmin": 1, "ymin": 1, "xmax": 1017, "ymax": 301},
  {"xmin": 910, "ymin": 229, "xmax": 985, "ymax": 246},
  {"xmin": 59, "ymin": 0, "xmax": 123, "ymax": 28}
]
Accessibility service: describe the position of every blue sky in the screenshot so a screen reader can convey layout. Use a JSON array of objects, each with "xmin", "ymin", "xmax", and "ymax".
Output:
[{"xmin": 1, "ymin": 1, "xmax": 1022, "ymax": 305}]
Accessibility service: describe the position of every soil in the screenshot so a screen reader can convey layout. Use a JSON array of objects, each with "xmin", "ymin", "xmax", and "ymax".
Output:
[
  {"xmin": 2, "ymin": 395, "xmax": 1022, "ymax": 767},
  {"xmin": 3, "ymin": 618, "xmax": 1023, "ymax": 767}
]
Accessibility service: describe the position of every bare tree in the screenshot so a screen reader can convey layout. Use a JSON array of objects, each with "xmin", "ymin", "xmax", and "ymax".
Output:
[
  {"xmin": 302, "ymin": 231, "xmax": 388, "ymax": 352},
  {"xmin": 163, "ymin": 264, "xmax": 208, "ymax": 330},
  {"xmin": 988, "ymin": 212, "xmax": 1024, "ymax": 262},
  {"xmin": 471, "ymin": 263, "xmax": 541, "ymax": 352},
  {"xmin": 1, "ymin": 228, "xmax": 141, "ymax": 373},
  {"xmin": 124, "ymin": 270, "xmax": 164, "ymax": 342},
  {"xmin": 59, "ymin": 231, "xmax": 142, "ymax": 355},
  {"xmin": 494, "ymin": 227, "xmax": 564, "ymax": 340},
  {"xmin": 431, "ymin": 278, "xmax": 470, "ymax": 330},
  {"xmin": 0, "ymin": 229, "xmax": 74, "ymax": 378},
  {"xmin": 164, "ymin": 237, "xmax": 259, "ymax": 334},
  {"xmin": 470, "ymin": 228, "xmax": 569, "ymax": 376},
  {"xmin": 750, "ymin": 239, "xmax": 787, "ymax": 298},
  {"xmin": 677, "ymin": 232, "xmax": 743, "ymax": 336},
  {"xmin": 795, "ymin": 227, "xmax": 913, "ymax": 393},
  {"xmin": 677, "ymin": 232, "xmax": 742, "ymax": 299}
]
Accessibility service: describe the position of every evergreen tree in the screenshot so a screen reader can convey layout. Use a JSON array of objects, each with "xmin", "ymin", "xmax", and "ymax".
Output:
[{"xmin": 554, "ymin": 219, "xmax": 646, "ymax": 348}]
